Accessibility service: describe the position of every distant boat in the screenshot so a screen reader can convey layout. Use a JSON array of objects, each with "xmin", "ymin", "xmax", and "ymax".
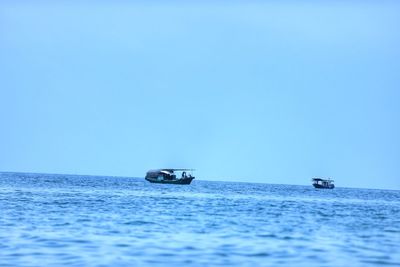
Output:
[
  {"xmin": 312, "ymin": 178, "xmax": 335, "ymax": 189},
  {"xmin": 145, "ymin": 169, "xmax": 195, "ymax": 185}
]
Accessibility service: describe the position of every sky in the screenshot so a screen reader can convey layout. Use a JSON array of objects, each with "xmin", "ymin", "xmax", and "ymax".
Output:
[{"xmin": 1, "ymin": 1, "xmax": 399, "ymax": 189}]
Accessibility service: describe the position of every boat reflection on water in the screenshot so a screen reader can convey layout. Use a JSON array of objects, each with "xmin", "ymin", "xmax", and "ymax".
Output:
[{"xmin": 145, "ymin": 169, "xmax": 195, "ymax": 185}]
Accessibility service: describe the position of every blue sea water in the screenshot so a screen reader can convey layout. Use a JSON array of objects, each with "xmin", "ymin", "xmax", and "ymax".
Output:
[{"xmin": 0, "ymin": 172, "xmax": 399, "ymax": 267}]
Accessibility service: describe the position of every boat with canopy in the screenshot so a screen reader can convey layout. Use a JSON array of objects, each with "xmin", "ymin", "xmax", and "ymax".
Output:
[
  {"xmin": 312, "ymin": 178, "xmax": 335, "ymax": 189},
  {"xmin": 145, "ymin": 169, "xmax": 195, "ymax": 184}
]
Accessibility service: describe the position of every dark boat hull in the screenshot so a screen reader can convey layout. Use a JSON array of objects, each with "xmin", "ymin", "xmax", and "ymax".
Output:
[
  {"xmin": 313, "ymin": 184, "xmax": 334, "ymax": 189},
  {"xmin": 145, "ymin": 177, "xmax": 194, "ymax": 185}
]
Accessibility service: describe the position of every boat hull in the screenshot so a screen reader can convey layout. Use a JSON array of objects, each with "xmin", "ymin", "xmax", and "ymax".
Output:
[
  {"xmin": 145, "ymin": 177, "xmax": 194, "ymax": 185},
  {"xmin": 313, "ymin": 184, "xmax": 334, "ymax": 189}
]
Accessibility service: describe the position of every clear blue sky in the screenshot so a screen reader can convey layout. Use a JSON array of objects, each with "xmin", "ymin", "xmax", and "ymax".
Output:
[{"xmin": 1, "ymin": 1, "xmax": 399, "ymax": 189}]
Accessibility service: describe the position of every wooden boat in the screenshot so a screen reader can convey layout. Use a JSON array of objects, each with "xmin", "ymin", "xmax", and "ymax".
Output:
[
  {"xmin": 145, "ymin": 169, "xmax": 195, "ymax": 185},
  {"xmin": 312, "ymin": 178, "xmax": 335, "ymax": 189}
]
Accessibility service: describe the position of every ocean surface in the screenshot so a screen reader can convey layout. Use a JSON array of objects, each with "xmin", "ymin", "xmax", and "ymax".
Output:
[{"xmin": 0, "ymin": 172, "xmax": 399, "ymax": 267}]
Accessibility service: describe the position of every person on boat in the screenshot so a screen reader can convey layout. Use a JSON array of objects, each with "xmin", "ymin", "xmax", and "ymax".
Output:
[{"xmin": 182, "ymin": 172, "xmax": 186, "ymax": 178}]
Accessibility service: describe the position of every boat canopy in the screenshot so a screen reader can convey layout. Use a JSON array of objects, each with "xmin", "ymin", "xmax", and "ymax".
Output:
[
  {"xmin": 312, "ymin": 178, "xmax": 334, "ymax": 182},
  {"xmin": 146, "ymin": 169, "xmax": 195, "ymax": 176},
  {"xmin": 148, "ymin": 168, "xmax": 195, "ymax": 173}
]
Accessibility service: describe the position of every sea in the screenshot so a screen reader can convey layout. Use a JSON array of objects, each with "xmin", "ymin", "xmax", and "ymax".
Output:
[{"xmin": 0, "ymin": 172, "xmax": 399, "ymax": 267}]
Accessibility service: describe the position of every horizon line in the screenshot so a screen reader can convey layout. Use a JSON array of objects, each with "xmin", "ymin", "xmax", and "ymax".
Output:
[{"xmin": 1, "ymin": 170, "xmax": 399, "ymax": 191}]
